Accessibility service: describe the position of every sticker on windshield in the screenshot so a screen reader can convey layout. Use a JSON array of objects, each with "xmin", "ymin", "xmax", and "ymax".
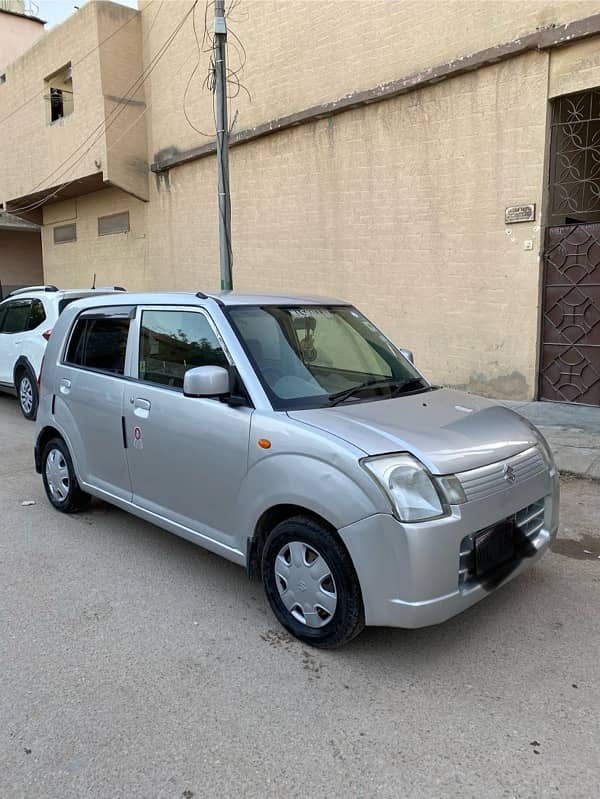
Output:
[{"xmin": 289, "ymin": 308, "xmax": 333, "ymax": 319}]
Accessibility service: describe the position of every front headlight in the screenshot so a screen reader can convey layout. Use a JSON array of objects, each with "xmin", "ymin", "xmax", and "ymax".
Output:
[{"xmin": 362, "ymin": 453, "xmax": 447, "ymax": 522}]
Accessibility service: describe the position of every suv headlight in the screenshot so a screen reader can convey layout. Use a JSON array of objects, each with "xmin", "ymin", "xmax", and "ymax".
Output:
[{"xmin": 362, "ymin": 453, "xmax": 465, "ymax": 522}]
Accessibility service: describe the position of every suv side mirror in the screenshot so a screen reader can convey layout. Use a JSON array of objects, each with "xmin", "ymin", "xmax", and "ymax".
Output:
[
  {"xmin": 400, "ymin": 348, "xmax": 414, "ymax": 364},
  {"xmin": 183, "ymin": 365, "xmax": 230, "ymax": 398}
]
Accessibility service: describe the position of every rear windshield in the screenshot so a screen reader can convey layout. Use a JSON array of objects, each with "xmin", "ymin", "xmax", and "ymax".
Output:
[{"xmin": 59, "ymin": 297, "xmax": 83, "ymax": 314}]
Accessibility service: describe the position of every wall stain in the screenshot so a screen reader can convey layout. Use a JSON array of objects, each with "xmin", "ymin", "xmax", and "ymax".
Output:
[{"xmin": 451, "ymin": 370, "xmax": 530, "ymax": 400}]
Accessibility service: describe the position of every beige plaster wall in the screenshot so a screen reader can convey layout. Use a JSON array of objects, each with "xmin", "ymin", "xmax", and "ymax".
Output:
[
  {"xmin": 141, "ymin": 51, "xmax": 549, "ymax": 398},
  {"xmin": 141, "ymin": 0, "xmax": 599, "ymax": 165},
  {"xmin": 0, "ymin": 2, "xmax": 146, "ymax": 209},
  {"xmin": 41, "ymin": 186, "xmax": 148, "ymax": 289}
]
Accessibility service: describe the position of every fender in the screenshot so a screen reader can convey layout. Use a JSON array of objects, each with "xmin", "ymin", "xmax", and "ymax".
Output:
[
  {"xmin": 235, "ymin": 451, "xmax": 387, "ymax": 541},
  {"xmin": 34, "ymin": 418, "xmax": 85, "ymax": 487},
  {"xmin": 13, "ymin": 355, "xmax": 36, "ymax": 385}
]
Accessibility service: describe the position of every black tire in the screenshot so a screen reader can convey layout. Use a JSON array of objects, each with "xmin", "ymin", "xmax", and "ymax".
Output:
[
  {"xmin": 16, "ymin": 367, "xmax": 38, "ymax": 421},
  {"xmin": 41, "ymin": 437, "xmax": 91, "ymax": 513},
  {"xmin": 261, "ymin": 515, "xmax": 365, "ymax": 649}
]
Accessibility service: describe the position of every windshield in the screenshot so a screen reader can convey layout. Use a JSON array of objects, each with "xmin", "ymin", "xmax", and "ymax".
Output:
[{"xmin": 227, "ymin": 304, "xmax": 430, "ymax": 410}]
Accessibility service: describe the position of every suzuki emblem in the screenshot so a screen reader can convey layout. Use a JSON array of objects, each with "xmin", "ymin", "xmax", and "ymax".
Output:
[{"xmin": 503, "ymin": 464, "xmax": 516, "ymax": 483}]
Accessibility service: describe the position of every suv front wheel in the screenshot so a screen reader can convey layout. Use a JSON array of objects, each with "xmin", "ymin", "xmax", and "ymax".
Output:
[{"xmin": 16, "ymin": 367, "xmax": 38, "ymax": 420}]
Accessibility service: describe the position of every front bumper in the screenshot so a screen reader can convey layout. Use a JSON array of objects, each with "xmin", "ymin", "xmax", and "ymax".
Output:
[{"xmin": 339, "ymin": 466, "xmax": 559, "ymax": 628}]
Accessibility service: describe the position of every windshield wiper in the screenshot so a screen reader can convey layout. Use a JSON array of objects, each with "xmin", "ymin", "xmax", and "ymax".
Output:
[
  {"xmin": 390, "ymin": 377, "xmax": 433, "ymax": 396},
  {"xmin": 328, "ymin": 378, "xmax": 398, "ymax": 406}
]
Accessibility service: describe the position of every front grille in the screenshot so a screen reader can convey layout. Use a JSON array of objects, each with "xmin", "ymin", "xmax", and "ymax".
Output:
[
  {"xmin": 458, "ymin": 498, "xmax": 545, "ymax": 589},
  {"xmin": 457, "ymin": 447, "xmax": 545, "ymax": 502}
]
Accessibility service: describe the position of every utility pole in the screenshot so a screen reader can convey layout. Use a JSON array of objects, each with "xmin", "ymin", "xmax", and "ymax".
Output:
[{"xmin": 214, "ymin": 0, "xmax": 233, "ymax": 290}]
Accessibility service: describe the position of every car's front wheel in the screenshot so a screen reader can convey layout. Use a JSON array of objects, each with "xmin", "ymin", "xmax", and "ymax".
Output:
[
  {"xmin": 42, "ymin": 438, "xmax": 91, "ymax": 513},
  {"xmin": 17, "ymin": 368, "xmax": 38, "ymax": 420},
  {"xmin": 261, "ymin": 515, "xmax": 365, "ymax": 648}
]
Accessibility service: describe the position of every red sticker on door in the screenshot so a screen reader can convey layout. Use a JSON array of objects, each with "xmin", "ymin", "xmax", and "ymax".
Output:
[{"xmin": 133, "ymin": 425, "xmax": 143, "ymax": 450}]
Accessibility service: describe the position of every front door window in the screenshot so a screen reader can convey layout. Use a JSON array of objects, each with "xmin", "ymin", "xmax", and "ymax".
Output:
[{"xmin": 138, "ymin": 309, "xmax": 228, "ymax": 389}]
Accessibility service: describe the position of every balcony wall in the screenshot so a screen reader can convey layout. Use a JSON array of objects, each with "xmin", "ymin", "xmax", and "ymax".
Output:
[{"xmin": 0, "ymin": 1, "xmax": 148, "ymax": 222}]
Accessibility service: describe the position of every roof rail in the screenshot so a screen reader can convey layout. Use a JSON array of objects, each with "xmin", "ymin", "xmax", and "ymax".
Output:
[
  {"xmin": 94, "ymin": 286, "xmax": 127, "ymax": 292},
  {"xmin": 6, "ymin": 284, "xmax": 59, "ymax": 298}
]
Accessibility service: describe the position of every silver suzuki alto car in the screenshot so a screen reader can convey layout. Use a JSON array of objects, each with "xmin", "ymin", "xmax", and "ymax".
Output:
[{"xmin": 35, "ymin": 292, "xmax": 559, "ymax": 648}]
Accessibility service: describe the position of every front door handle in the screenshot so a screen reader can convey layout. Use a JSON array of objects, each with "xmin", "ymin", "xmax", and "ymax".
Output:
[
  {"xmin": 133, "ymin": 398, "xmax": 151, "ymax": 418},
  {"xmin": 59, "ymin": 378, "xmax": 71, "ymax": 395}
]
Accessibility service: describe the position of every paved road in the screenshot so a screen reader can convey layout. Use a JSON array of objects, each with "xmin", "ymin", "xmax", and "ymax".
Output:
[{"xmin": 0, "ymin": 394, "xmax": 599, "ymax": 799}]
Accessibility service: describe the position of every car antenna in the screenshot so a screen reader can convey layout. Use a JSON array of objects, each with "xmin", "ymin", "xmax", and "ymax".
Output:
[{"xmin": 91, "ymin": 273, "xmax": 96, "ymax": 290}]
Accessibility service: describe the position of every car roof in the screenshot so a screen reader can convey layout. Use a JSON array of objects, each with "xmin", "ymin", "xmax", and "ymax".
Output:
[{"xmin": 61, "ymin": 291, "xmax": 352, "ymax": 309}]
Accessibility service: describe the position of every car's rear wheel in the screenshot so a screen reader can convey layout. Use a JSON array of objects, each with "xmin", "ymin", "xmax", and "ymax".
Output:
[
  {"xmin": 42, "ymin": 437, "xmax": 90, "ymax": 513},
  {"xmin": 261, "ymin": 515, "xmax": 365, "ymax": 648},
  {"xmin": 17, "ymin": 368, "xmax": 38, "ymax": 420}
]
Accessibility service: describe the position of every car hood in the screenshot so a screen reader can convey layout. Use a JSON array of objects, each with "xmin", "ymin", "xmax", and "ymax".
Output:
[{"xmin": 288, "ymin": 388, "xmax": 537, "ymax": 475}]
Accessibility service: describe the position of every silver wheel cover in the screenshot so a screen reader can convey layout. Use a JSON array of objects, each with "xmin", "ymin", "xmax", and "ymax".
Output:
[
  {"xmin": 45, "ymin": 448, "xmax": 70, "ymax": 502},
  {"xmin": 274, "ymin": 541, "xmax": 338, "ymax": 628},
  {"xmin": 19, "ymin": 376, "xmax": 34, "ymax": 414}
]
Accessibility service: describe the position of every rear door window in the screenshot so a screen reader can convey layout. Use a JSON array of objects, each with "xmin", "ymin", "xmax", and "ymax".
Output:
[
  {"xmin": 1, "ymin": 299, "xmax": 32, "ymax": 333},
  {"xmin": 66, "ymin": 311, "xmax": 132, "ymax": 375},
  {"xmin": 27, "ymin": 299, "xmax": 46, "ymax": 330}
]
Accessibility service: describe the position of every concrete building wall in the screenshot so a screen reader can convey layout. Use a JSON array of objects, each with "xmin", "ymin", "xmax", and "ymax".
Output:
[
  {"xmin": 0, "ymin": 1, "xmax": 146, "ymax": 212},
  {"xmin": 142, "ymin": 0, "xmax": 600, "ymax": 163},
  {"xmin": 98, "ymin": 2, "xmax": 149, "ymax": 201},
  {"xmin": 6, "ymin": 1, "xmax": 600, "ymax": 399},
  {"xmin": 142, "ymin": 50, "xmax": 549, "ymax": 398},
  {"xmin": 0, "ymin": 229, "xmax": 43, "ymax": 291},
  {"xmin": 0, "ymin": 8, "xmax": 44, "ymax": 72},
  {"xmin": 41, "ymin": 187, "xmax": 147, "ymax": 290}
]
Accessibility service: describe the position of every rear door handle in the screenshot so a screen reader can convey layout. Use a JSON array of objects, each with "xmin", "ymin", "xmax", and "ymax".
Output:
[
  {"xmin": 133, "ymin": 398, "xmax": 151, "ymax": 418},
  {"xmin": 59, "ymin": 378, "xmax": 71, "ymax": 395}
]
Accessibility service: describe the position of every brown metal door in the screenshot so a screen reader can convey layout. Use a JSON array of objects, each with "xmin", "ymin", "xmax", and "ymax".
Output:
[{"xmin": 539, "ymin": 224, "xmax": 600, "ymax": 405}]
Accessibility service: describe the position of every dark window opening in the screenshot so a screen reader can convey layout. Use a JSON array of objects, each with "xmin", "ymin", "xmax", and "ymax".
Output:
[
  {"xmin": 0, "ymin": 299, "xmax": 33, "ymax": 334},
  {"xmin": 50, "ymin": 88, "xmax": 64, "ymax": 121},
  {"xmin": 66, "ymin": 317, "xmax": 130, "ymax": 375},
  {"xmin": 27, "ymin": 299, "xmax": 46, "ymax": 330},
  {"xmin": 45, "ymin": 63, "xmax": 73, "ymax": 124}
]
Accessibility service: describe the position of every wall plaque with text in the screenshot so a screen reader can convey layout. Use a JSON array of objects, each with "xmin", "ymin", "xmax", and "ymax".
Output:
[{"xmin": 505, "ymin": 204, "xmax": 536, "ymax": 224}]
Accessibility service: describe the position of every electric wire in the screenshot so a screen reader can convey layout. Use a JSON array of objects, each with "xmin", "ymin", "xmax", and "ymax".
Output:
[
  {"xmin": 182, "ymin": 0, "xmax": 214, "ymax": 138},
  {"xmin": 8, "ymin": 2, "xmax": 199, "ymax": 217},
  {"xmin": 0, "ymin": 0, "xmax": 157, "ymax": 128}
]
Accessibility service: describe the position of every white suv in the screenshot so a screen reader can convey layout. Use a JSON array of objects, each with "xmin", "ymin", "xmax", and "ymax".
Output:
[{"xmin": 0, "ymin": 285, "xmax": 124, "ymax": 419}]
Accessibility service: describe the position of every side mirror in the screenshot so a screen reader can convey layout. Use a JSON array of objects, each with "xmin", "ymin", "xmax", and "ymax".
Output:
[
  {"xmin": 400, "ymin": 348, "xmax": 414, "ymax": 364},
  {"xmin": 183, "ymin": 365, "xmax": 230, "ymax": 398}
]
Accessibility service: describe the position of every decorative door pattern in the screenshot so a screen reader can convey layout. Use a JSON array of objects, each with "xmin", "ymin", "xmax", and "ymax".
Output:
[{"xmin": 539, "ymin": 224, "xmax": 600, "ymax": 405}]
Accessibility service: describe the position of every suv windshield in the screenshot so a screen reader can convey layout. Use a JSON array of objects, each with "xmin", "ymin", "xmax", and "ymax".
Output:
[{"xmin": 228, "ymin": 305, "xmax": 430, "ymax": 410}]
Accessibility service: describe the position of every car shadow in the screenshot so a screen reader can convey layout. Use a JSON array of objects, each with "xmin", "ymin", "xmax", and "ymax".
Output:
[{"xmin": 80, "ymin": 497, "xmax": 553, "ymax": 669}]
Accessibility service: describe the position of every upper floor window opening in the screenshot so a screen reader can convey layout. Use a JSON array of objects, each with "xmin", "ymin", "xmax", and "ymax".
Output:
[{"xmin": 45, "ymin": 63, "xmax": 73, "ymax": 124}]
